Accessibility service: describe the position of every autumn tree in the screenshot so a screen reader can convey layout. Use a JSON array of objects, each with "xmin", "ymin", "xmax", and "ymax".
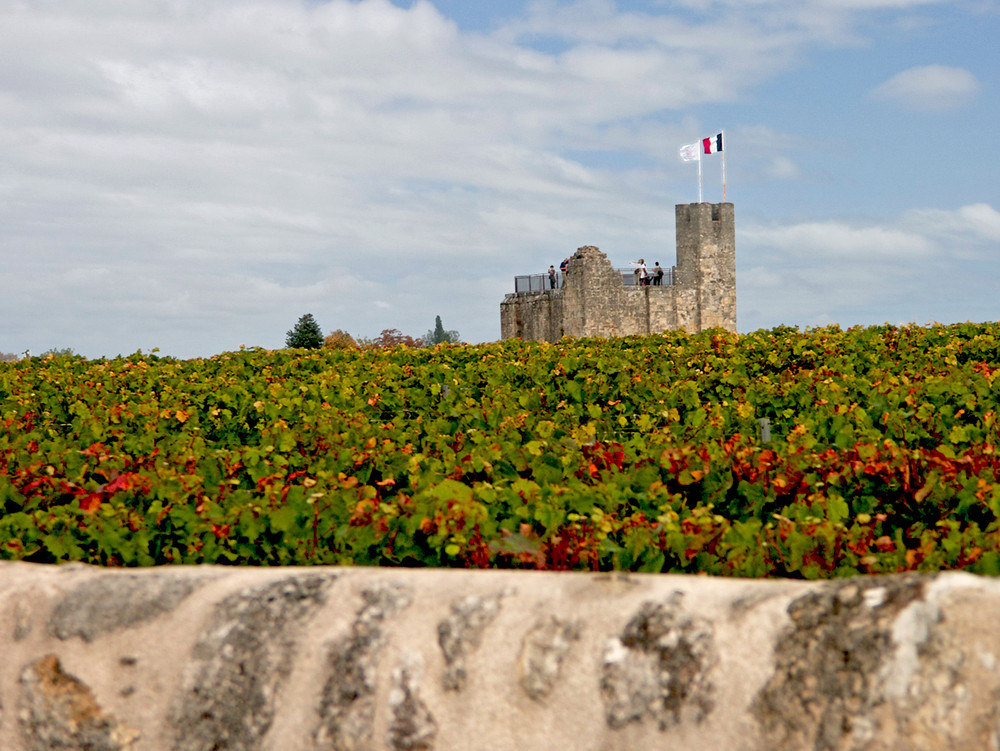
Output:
[
  {"xmin": 370, "ymin": 329, "xmax": 422, "ymax": 349},
  {"xmin": 324, "ymin": 329, "xmax": 359, "ymax": 350},
  {"xmin": 41, "ymin": 347, "xmax": 78, "ymax": 359}
]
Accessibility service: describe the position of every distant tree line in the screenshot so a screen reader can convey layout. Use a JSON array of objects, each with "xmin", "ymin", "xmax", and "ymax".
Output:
[
  {"xmin": 1, "ymin": 348, "xmax": 77, "ymax": 362},
  {"xmin": 285, "ymin": 313, "xmax": 461, "ymax": 351},
  {"xmin": 3, "ymin": 317, "xmax": 461, "ymax": 360}
]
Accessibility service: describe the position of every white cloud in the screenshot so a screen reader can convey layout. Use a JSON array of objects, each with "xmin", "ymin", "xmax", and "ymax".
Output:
[
  {"xmin": 871, "ymin": 64, "xmax": 981, "ymax": 111},
  {"xmin": 742, "ymin": 222, "xmax": 934, "ymax": 259},
  {"xmin": 958, "ymin": 204, "xmax": 1000, "ymax": 242},
  {"xmin": 902, "ymin": 204, "xmax": 1000, "ymax": 251},
  {"xmin": 0, "ymin": 0, "xmax": 995, "ymax": 356},
  {"xmin": 815, "ymin": 0, "xmax": 941, "ymax": 7},
  {"xmin": 765, "ymin": 156, "xmax": 802, "ymax": 180},
  {"xmin": 743, "ymin": 204, "xmax": 1000, "ymax": 263},
  {"xmin": 738, "ymin": 203, "xmax": 1000, "ymax": 331}
]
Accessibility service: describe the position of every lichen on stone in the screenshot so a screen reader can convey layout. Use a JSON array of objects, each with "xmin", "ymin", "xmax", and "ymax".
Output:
[
  {"xmin": 19, "ymin": 654, "xmax": 139, "ymax": 751},
  {"xmin": 517, "ymin": 615, "xmax": 581, "ymax": 701},
  {"xmin": 752, "ymin": 575, "xmax": 928, "ymax": 751},
  {"xmin": 437, "ymin": 591, "xmax": 506, "ymax": 692},
  {"xmin": 314, "ymin": 581, "xmax": 412, "ymax": 750},
  {"xmin": 170, "ymin": 575, "xmax": 332, "ymax": 751},
  {"xmin": 599, "ymin": 592, "xmax": 716, "ymax": 730},
  {"xmin": 49, "ymin": 573, "xmax": 201, "ymax": 642},
  {"xmin": 387, "ymin": 652, "xmax": 437, "ymax": 751}
]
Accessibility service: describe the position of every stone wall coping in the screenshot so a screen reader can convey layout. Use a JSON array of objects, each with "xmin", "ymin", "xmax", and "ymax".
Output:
[{"xmin": 2, "ymin": 562, "xmax": 999, "ymax": 749}]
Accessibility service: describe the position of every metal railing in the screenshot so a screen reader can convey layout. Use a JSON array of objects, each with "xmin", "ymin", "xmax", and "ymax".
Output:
[
  {"xmin": 618, "ymin": 267, "xmax": 674, "ymax": 287},
  {"xmin": 514, "ymin": 273, "xmax": 562, "ymax": 293},
  {"xmin": 513, "ymin": 267, "xmax": 674, "ymax": 293}
]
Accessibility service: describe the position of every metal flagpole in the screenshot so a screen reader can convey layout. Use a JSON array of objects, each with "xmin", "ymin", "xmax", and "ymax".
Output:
[
  {"xmin": 698, "ymin": 149, "xmax": 703, "ymax": 203},
  {"xmin": 721, "ymin": 130, "xmax": 726, "ymax": 202}
]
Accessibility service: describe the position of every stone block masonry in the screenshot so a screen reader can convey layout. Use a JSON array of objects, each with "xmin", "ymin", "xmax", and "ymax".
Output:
[
  {"xmin": 4, "ymin": 563, "xmax": 1000, "ymax": 749},
  {"xmin": 500, "ymin": 202, "xmax": 736, "ymax": 341}
]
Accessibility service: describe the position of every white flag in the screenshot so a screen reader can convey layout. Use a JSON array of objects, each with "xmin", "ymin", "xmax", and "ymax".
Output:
[{"xmin": 679, "ymin": 142, "xmax": 701, "ymax": 162}]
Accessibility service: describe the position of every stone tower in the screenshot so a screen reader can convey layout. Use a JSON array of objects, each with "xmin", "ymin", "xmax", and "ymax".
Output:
[
  {"xmin": 673, "ymin": 202, "xmax": 736, "ymax": 332},
  {"xmin": 500, "ymin": 202, "xmax": 735, "ymax": 341}
]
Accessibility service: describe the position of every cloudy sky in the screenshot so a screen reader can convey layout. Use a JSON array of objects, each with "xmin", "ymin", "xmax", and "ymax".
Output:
[{"xmin": 2, "ymin": 0, "xmax": 997, "ymax": 358}]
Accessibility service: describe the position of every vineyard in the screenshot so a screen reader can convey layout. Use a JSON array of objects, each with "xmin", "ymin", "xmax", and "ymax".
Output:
[{"xmin": 2, "ymin": 323, "xmax": 1000, "ymax": 578}]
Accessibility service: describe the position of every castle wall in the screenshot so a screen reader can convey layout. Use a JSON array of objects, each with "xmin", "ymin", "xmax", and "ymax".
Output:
[
  {"xmin": 648, "ymin": 288, "xmax": 679, "ymax": 332},
  {"xmin": 501, "ymin": 203, "xmax": 735, "ymax": 341},
  {"xmin": 561, "ymin": 246, "xmax": 649, "ymax": 339},
  {"xmin": 500, "ymin": 290, "xmax": 561, "ymax": 342}
]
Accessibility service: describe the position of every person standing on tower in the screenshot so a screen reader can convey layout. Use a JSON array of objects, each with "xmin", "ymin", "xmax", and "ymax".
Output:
[{"xmin": 630, "ymin": 258, "xmax": 649, "ymax": 286}]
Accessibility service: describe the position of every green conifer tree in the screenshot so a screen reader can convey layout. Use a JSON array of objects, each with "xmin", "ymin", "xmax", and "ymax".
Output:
[
  {"xmin": 423, "ymin": 315, "xmax": 460, "ymax": 345},
  {"xmin": 285, "ymin": 313, "xmax": 324, "ymax": 349}
]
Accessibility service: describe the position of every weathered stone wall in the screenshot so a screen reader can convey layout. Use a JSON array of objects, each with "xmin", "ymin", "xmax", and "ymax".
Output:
[
  {"xmin": 500, "ymin": 202, "xmax": 735, "ymax": 342},
  {"xmin": 4, "ymin": 563, "xmax": 1000, "ymax": 750},
  {"xmin": 559, "ymin": 246, "xmax": 663, "ymax": 339},
  {"xmin": 675, "ymin": 202, "xmax": 736, "ymax": 332},
  {"xmin": 499, "ymin": 290, "xmax": 562, "ymax": 342},
  {"xmin": 647, "ymin": 284, "xmax": 679, "ymax": 333}
]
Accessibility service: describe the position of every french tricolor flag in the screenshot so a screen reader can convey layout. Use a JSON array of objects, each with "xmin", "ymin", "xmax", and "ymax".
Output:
[{"xmin": 702, "ymin": 132, "xmax": 723, "ymax": 155}]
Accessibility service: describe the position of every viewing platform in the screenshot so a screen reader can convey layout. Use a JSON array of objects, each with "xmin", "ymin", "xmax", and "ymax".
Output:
[{"xmin": 513, "ymin": 266, "xmax": 675, "ymax": 294}]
